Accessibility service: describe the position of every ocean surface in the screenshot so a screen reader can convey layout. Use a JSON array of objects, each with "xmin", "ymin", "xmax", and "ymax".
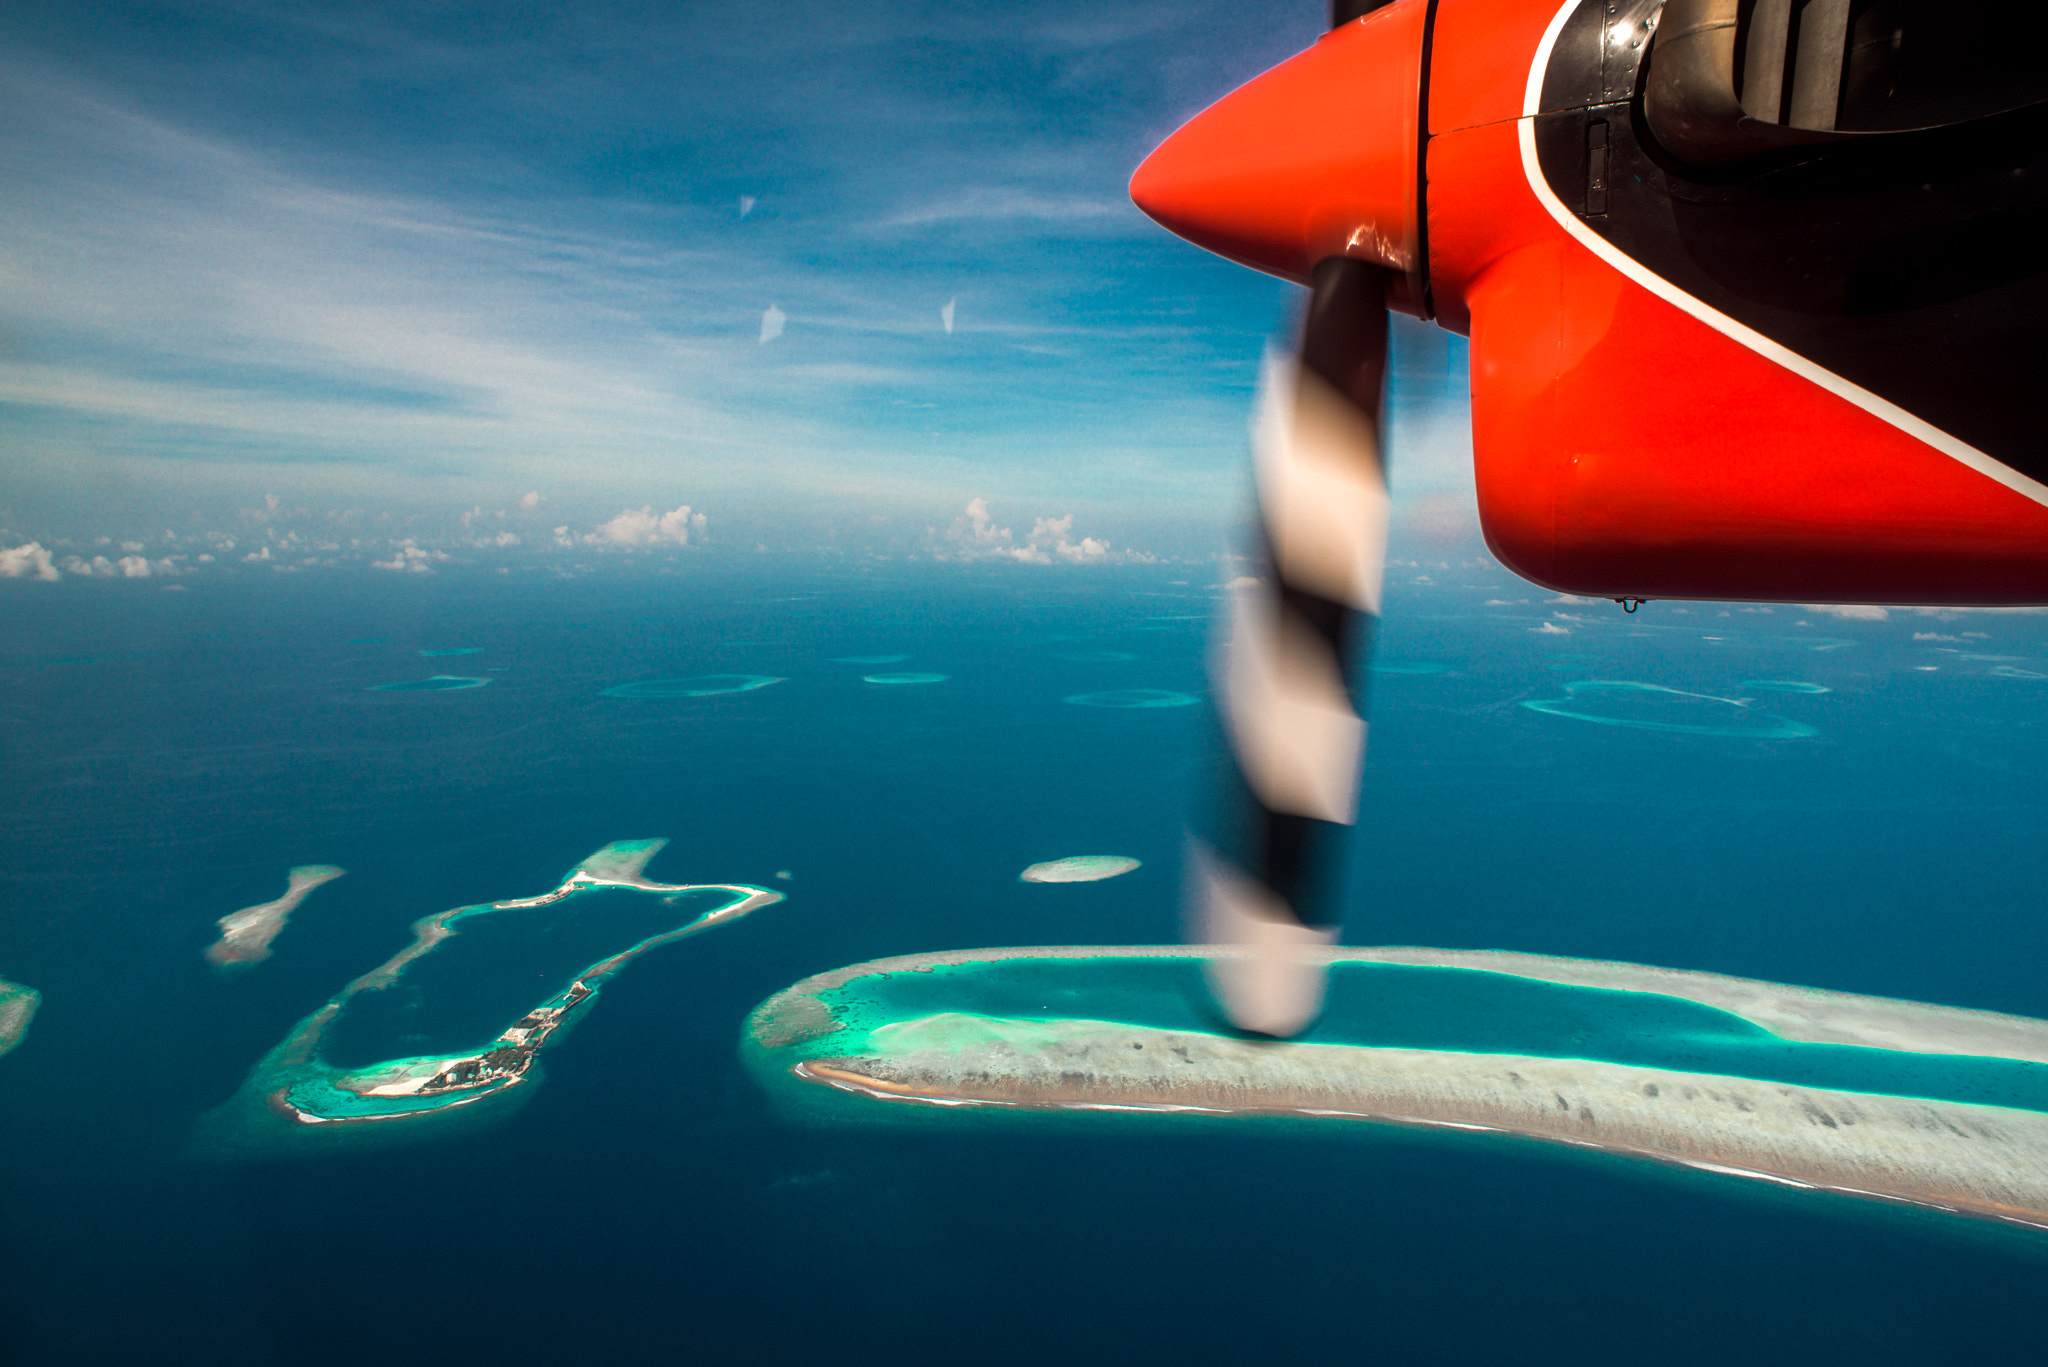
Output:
[{"xmin": 4, "ymin": 562, "xmax": 2048, "ymax": 1364}]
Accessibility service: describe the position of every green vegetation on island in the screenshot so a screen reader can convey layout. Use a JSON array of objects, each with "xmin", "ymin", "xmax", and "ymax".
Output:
[{"xmin": 196, "ymin": 840, "xmax": 778, "ymax": 1157}]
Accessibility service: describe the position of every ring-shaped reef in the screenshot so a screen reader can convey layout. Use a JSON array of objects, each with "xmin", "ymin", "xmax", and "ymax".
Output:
[
  {"xmin": 1521, "ymin": 680, "xmax": 1816, "ymax": 738},
  {"xmin": 1064, "ymin": 689, "xmax": 1197, "ymax": 709},
  {"xmin": 745, "ymin": 946, "xmax": 2048, "ymax": 1232},
  {"xmin": 0, "ymin": 976, "xmax": 39, "ymax": 1057},
  {"xmin": 1019, "ymin": 856, "xmax": 1142, "ymax": 884},
  {"xmin": 1738, "ymin": 680, "xmax": 1832, "ymax": 694},
  {"xmin": 196, "ymin": 840, "xmax": 779, "ymax": 1157},
  {"xmin": 372, "ymin": 675, "xmax": 492, "ymax": 692},
  {"xmin": 863, "ymin": 672, "xmax": 948, "ymax": 685},
  {"xmin": 1991, "ymin": 666, "xmax": 2048, "ymax": 679},
  {"xmin": 601, "ymin": 674, "xmax": 783, "ymax": 698}
]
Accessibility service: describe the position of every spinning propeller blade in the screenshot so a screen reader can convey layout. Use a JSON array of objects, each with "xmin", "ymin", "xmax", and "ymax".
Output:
[
  {"xmin": 1185, "ymin": 258, "xmax": 1394, "ymax": 1038},
  {"xmin": 1131, "ymin": 0, "xmax": 1419, "ymax": 1035}
]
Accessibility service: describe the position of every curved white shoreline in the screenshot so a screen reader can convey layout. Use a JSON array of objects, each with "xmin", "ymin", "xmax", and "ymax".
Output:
[{"xmin": 750, "ymin": 946, "xmax": 2048, "ymax": 1231}]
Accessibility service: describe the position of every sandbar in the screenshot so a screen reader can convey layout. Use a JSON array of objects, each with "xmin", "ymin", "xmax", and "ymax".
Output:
[
  {"xmin": 205, "ymin": 865, "xmax": 346, "ymax": 971},
  {"xmin": 1020, "ymin": 856, "xmax": 1142, "ymax": 884},
  {"xmin": 0, "ymin": 976, "xmax": 39, "ymax": 1057},
  {"xmin": 746, "ymin": 946, "xmax": 2048, "ymax": 1231},
  {"xmin": 196, "ymin": 839, "xmax": 779, "ymax": 1157}
]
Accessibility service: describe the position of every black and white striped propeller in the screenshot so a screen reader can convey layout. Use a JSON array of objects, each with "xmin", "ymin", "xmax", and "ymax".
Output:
[{"xmin": 1185, "ymin": 254, "xmax": 1395, "ymax": 1037}]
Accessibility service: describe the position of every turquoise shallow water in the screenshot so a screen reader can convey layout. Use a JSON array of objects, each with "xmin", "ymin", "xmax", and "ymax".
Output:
[
  {"xmin": 371, "ymin": 674, "xmax": 491, "ymax": 691},
  {"xmin": 804, "ymin": 957, "xmax": 2048, "ymax": 1113},
  {"xmin": 600, "ymin": 673, "xmax": 781, "ymax": 697},
  {"xmin": 8, "ymin": 567, "xmax": 2048, "ymax": 1364},
  {"xmin": 317, "ymin": 885, "xmax": 737, "ymax": 1069}
]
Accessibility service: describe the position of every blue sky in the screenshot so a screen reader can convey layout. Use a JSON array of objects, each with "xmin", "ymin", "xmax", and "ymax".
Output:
[{"xmin": 0, "ymin": 0, "xmax": 1474, "ymax": 570}]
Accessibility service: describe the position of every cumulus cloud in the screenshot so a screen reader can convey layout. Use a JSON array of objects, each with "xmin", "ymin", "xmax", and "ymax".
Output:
[
  {"xmin": 372, "ymin": 542, "xmax": 449, "ymax": 572},
  {"xmin": 1801, "ymin": 603, "xmax": 1890, "ymax": 621},
  {"xmin": 115, "ymin": 555, "xmax": 152, "ymax": 578},
  {"xmin": 520, "ymin": 491, "xmax": 541, "ymax": 509},
  {"xmin": 1533, "ymin": 621, "xmax": 1570, "ymax": 635},
  {"xmin": 759, "ymin": 304, "xmax": 786, "ymax": 344},
  {"xmin": 0, "ymin": 542, "xmax": 59, "ymax": 580},
  {"xmin": 933, "ymin": 499, "xmax": 1147, "ymax": 564},
  {"xmin": 588, "ymin": 505, "xmax": 706, "ymax": 548},
  {"xmin": 1913, "ymin": 632, "xmax": 1959, "ymax": 642},
  {"xmin": 739, "ymin": 195, "xmax": 756, "ymax": 219},
  {"xmin": 941, "ymin": 298, "xmax": 956, "ymax": 334}
]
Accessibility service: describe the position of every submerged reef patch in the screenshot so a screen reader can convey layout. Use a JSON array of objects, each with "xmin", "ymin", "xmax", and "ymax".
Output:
[
  {"xmin": 205, "ymin": 865, "xmax": 346, "ymax": 971},
  {"xmin": 196, "ymin": 840, "xmax": 777, "ymax": 1158},
  {"xmin": 1521, "ymin": 681, "xmax": 1817, "ymax": 738},
  {"xmin": 1738, "ymin": 680, "xmax": 1832, "ymax": 694},
  {"xmin": 0, "ymin": 976, "xmax": 40, "ymax": 1057},
  {"xmin": 863, "ymin": 673, "xmax": 948, "ymax": 685},
  {"xmin": 1063, "ymin": 689, "xmax": 1197, "ymax": 709},
  {"xmin": 417, "ymin": 647, "xmax": 482, "ymax": 657},
  {"xmin": 1020, "ymin": 856, "xmax": 1142, "ymax": 884},
  {"xmin": 372, "ymin": 675, "xmax": 492, "ymax": 692},
  {"xmin": 601, "ymin": 674, "xmax": 783, "ymax": 698},
  {"xmin": 744, "ymin": 947, "xmax": 2048, "ymax": 1232}
]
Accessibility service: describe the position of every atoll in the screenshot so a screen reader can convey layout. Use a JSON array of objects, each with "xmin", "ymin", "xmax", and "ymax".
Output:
[
  {"xmin": 1521, "ymin": 680, "xmax": 1816, "ymax": 738},
  {"xmin": 197, "ymin": 840, "xmax": 778, "ymax": 1157}
]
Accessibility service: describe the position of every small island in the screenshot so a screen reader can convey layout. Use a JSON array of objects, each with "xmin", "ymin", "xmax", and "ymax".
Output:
[
  {"xmin": 197, "ymin": 839, "xmax": 779, "ymax": 1156},
  {"xmin": 747, "ymin": 946, "xmax": 2048, "ymax": 1232},
  {"xmin": 0, "ymin": 975, "xmax": 39, "ymax": 1058},
  {"xmin": 205, "ymin": 864, "xmax": 346, "ymax": 971},
  {"xmin": 1020, "ymin": 856, "xmax": 1141, "ymax": 884}
]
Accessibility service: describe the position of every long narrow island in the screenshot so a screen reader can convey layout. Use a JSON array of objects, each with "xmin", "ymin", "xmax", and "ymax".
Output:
[
  {"xmin": 746, "ymin": 946, "xmax": 2048, "ymax": 1232},
  {"xmin": 198, "ymin": 840, "xmax": 778, "ymax": 1156}
]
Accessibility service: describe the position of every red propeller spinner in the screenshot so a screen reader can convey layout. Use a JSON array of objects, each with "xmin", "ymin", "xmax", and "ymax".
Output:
[{"xmin": 1128, "ymin": 0, "xmax": 1426, "ymax": 306}]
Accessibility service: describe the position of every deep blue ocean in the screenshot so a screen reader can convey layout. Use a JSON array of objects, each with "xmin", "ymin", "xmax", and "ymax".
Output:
[{"xmin": 5, "ymin": 561, "xmax": 2048, "ymax": 1365}]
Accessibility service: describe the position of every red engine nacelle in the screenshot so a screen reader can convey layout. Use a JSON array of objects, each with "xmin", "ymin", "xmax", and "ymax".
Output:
[{"xmin": 1132, "ymin": 0, "xmax": 2048, "ymax": 605}]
